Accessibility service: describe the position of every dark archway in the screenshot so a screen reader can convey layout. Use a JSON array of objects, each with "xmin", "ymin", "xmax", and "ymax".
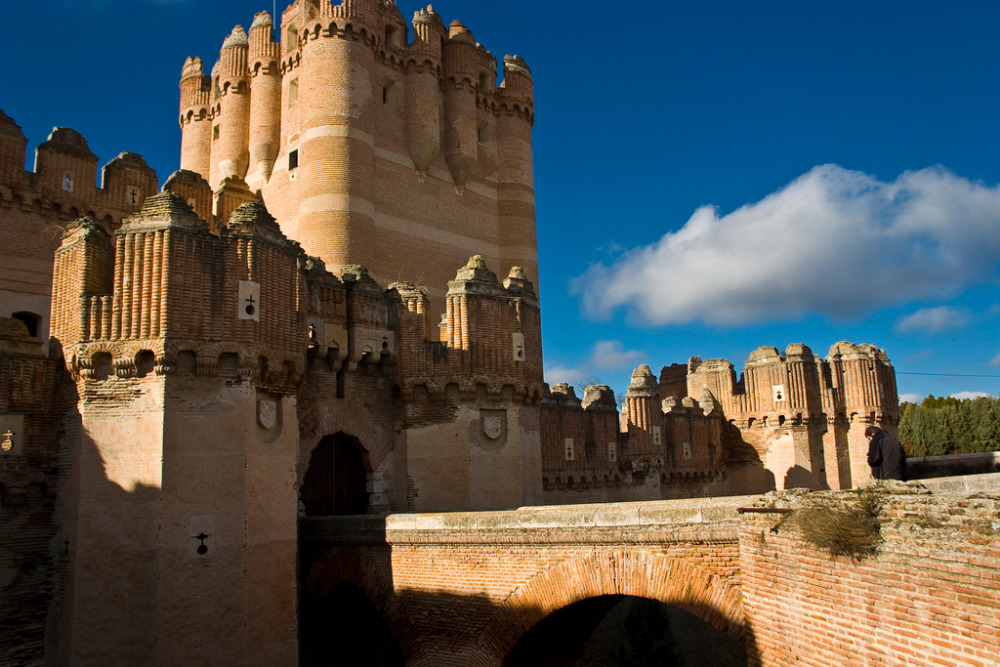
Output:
[
  {"xmin": 301, "ymin": 433, "xmax": 368, "ymax": 515},
  {"xmin": 502, "ymin": 595, "xmax": 746, "ymax": 667},
  {"xmin": 300, "ymin": 581, "xmax": 403, "ymax": 667},
  {"xmin": 11, "ymin": 311, "xmax": 40, "ymax": 337}
]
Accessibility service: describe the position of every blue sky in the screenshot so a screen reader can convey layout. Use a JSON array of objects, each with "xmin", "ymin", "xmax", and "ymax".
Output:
[{"xmin": 3, "ymin": 0, "xmax": 999, "ymax": 403}]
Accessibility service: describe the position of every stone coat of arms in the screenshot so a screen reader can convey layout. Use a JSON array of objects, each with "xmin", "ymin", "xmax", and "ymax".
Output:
[
  {"xmin": 478, "ymin": 409, "xmax": 507, "ymax": 450},
  {"xmin": 483, "ymin": 415, "xmax": 503, "ymax": 440},
  {"xmin": 257, "ymin": 396, "xmax": 277, "ymax": 429}
]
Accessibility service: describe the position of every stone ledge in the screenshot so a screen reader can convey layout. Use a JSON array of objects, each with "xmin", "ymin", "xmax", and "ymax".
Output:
[
  {"xmin": 384, "ymin": 495, "xmax": 751, "ymax": 532},
  {"xmin": 915, "ymin": 472, "xmax": 1000, "ymax": 495}
]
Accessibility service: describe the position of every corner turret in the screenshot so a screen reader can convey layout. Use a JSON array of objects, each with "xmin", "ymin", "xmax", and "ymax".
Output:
[
  {"xmin": 179, "ymin": 57, "xmax": 212, "ymax": 179},
  {"xmin": 442, "ymin": 20, "xmax": 479, "ymax": 190},
  {"xmin": 405, "ymin": 6, "xmax": 446, "ymax": 176},
  {"xmin": 0, "ymin": 110, "xmax": 28, "ymax": 182},
  {"xmin": 210, "ymin": 26, "xmax": 251, "ymax": 187},
  {"xmin": 248, "ymin": 12, "xmax": 281, "ymax": 184},
  {"xmin": 34, "ymin": 127, "xmax": 98, "ymax": 198}
]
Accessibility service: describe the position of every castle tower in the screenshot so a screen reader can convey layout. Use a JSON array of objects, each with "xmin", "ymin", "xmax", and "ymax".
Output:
[
  {"xmin": 395, "ymin": 255, "xmax": 544, "ymax": 511},
  {"xmin": 442, "ymin": 21, "xmax": 479, "ymax": 190},
  {"xmin": 406, "ymin": 7, "xmax": 445, "ymax": 176},
  {"xmin": 287, "ymin": 0, "xmax": 378, "ymax": 274},
  {"xmin": 210, "ymin": 27, "xmax": 252, "ymax": 187},
  {"xmin": 178, "ymin": 57, "xmax": 212, "ymax": 178},
  {"xmin": 247, "ymin": 12, "xmax": 282, "ymax": 184},
  {"xmin": 827, "ymin": 341, "xmax": 899, "ymax": 486},
  {"xmin": 624, "ymin": 365, "xmax": 662, "ymax": 457},
  {"xmin": 496, "ymin": 54, "xmax": 538, "ymax": 292},
  {"xmin": 177, "ymin": 0, "xmax": 539, "ymax": 330},
  {"xmin": 50, "ymin": 194, "xmax": 301, "ymax": 665}
]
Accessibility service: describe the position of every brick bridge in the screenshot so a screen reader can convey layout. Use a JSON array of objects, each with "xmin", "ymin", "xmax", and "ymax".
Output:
[{"xmin": 298, "ymin": 484, "xmax": 1000, "ymax": 667}]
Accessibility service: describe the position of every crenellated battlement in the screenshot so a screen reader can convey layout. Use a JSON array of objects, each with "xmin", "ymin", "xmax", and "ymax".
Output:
[
  {"xmin": 540, "ymin": 340, "xmax": 900, "ymax": 504},
  {"xmin": 0, "ymin": 112, "xmax": 160, "ymax": 348},
  {"xmin": 682, "ymin": 341, "xmax": 899, "ymax": 427}
]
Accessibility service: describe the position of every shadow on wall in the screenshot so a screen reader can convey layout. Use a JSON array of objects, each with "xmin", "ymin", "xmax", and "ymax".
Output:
[
  {"xmin": 720, "ymin": 421, "xmax": 778, "ymax": 495},
  {"xmin": 0, "ymin": 365, "xmax": 167, "ymax": 665},
  {"xmin": 298, "ymin": 517, "xmax": 760, "ymax": 666},
  {"xmin": 784, "ymin": 465, "xmax": 817, "ymax": 490}
]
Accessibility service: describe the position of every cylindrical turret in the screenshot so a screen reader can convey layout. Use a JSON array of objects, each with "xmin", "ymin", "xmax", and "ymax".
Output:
[
  {"xmin": 248, "ymin": 12, "xmax": 281, "ymax": 186},
  {"xmin": 784, "ymin": 343, "xmax": 819, "ymax": 412},
  {"xmin": 294, "ymin": 10, "xmax": 377, "ymax": 275},
  {"xmin": 210, "ymin": 26, "xmax": 251, "ymax": 188},
  {"xmin": 496, "ymin": 55, "xmax": 537, "ymax": 294},
  {"xmin": 405, "ymin": 7, "xmax": 445, "ymax": 176},
  {"xmin": 442, "ymin": 21, "xmax": 478, "ymax": 190},
  {"xmin": 179, "ymin": 57, "xmax": 212, "ymax": 180},
  {"xmin": 625, "ymin": 365, "xmax": 661, "ymax": 453}
]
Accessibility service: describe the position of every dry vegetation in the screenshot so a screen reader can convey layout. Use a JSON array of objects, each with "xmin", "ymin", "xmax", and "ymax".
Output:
[{"xmin": 793, "ymin": 486, "xmax": 885, "ymax": 561}]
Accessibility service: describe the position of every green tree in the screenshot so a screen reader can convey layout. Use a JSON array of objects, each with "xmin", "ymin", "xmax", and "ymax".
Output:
[{"xmin": 899, "ymin": 395, "xmax": 1000, "ymax": 456}]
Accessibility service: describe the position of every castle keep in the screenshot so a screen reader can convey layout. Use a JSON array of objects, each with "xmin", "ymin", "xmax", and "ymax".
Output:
[
  {"xmin": 177, "ymin": 0, "xmax": 537, "ymax": 315},
  {"xmin": 0, "ymin": 1, "xmax": 912, "ymax": 664}
]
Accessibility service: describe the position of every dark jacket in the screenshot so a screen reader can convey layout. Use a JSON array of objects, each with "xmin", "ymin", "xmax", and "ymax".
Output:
[{"xmin": 868, "ymin": 431, "xmax": 907, "ymax": 481}]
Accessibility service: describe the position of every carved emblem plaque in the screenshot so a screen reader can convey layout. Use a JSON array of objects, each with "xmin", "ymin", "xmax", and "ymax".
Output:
[
  {"xmin": 483, "ymin": 415, "xmax": 503, "ymax": 440},
  {"xmin": 477, "ymin": 409, "xmax": 507, "ymax": 450},
  {"xmin": 257, "ymin": 396, "xmax": 277, "ymax": 429}
]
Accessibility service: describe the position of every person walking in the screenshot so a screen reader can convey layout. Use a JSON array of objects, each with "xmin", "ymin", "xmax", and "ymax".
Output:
[{"xmin": 865, "ymin": 426, "xmax": 907, "ymax": 481}]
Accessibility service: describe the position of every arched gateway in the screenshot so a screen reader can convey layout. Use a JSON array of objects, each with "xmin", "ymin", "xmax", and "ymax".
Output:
[
  {"xmin": 300, "ymin": 433, "xmax": 368, "ymax": 515},
  {"xmin": 468, "ymin": 550, "xmax": 747, "ymax": 666}
]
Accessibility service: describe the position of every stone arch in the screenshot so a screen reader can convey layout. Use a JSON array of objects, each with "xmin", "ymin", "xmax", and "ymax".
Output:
[
  {"xmin": 468, "ymin": 550, "xmax": 745, "ymax": 666},
  {"xmin": 297, "ymin": 398, "xmax": 391, "ymax": 490}
]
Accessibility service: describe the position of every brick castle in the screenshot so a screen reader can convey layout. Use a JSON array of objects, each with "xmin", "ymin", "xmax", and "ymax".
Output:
[{"xmin": 1, "ymin": 0, "xmax": 906, "ymax": 663}]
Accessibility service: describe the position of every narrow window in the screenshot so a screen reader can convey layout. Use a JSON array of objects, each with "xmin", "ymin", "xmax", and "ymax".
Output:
[
  {"xmin": 212, "ymin": 125, "xmax": 220, "ymax": 141},
  {"xmin": 286, "ymin": 25, "xmax": 298, "ymax": 53},
  {"xmin": 564, "ymin": 437, "xmax": 574, "ymax": 461},
  {"xmin": 288, "ymin": 78, "xmax": 298, "ymax": 107},
  {"xmin": 288, "ymin": 149, "xmax": 299, "ymax": 170},
  {"xmin": 62, "ymin": 171, "xmax": 74, "ymax": 192},
  {"xmin": 381, "ymin": 79, "xmax": 398, "ymax": 110}
]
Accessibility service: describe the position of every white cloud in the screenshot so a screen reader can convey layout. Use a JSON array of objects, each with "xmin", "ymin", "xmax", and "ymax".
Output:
[
  {"xmin": 587, "ymin": 340, "xmax": 646, "ymax": 370},
  {"xmin": 898, "ymin": 393, "xmax": 924, "ymax": 404},
  {"xmin": 896, "ymin": 306, "xmax": 970, "ymax": 334},
  {"xmin": 574, "ymin": 165, "xmax": 1000, "ymax": 325},
  {"xmin": 951, "ymin": 391, "xmax": 994, "ymax": 400},
  {"xmin": 543, "ymin": 364, "xmax": 586, "ymax": 388},
  {"xmin": 991, "ymin": 351, "xmax": 1000, "ymax": 367},
  {"xmin": 544, "ymin": 339, "xmax": 645, "ymax": 387}
]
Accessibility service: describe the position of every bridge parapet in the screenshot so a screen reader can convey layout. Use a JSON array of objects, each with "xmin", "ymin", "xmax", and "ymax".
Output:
[{"xmin": 382, "ymin": 496, "xmax": 748, "ymax": 546}]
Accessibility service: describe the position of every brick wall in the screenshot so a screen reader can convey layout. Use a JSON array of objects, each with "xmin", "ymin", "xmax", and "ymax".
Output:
[
  {"xmin": 740, "ymin": 489, "xmax": 1000, "ymax": 667},
  {"xmin": 0, "ymin": 319, "xmax": 74, "ymax": 665}
]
